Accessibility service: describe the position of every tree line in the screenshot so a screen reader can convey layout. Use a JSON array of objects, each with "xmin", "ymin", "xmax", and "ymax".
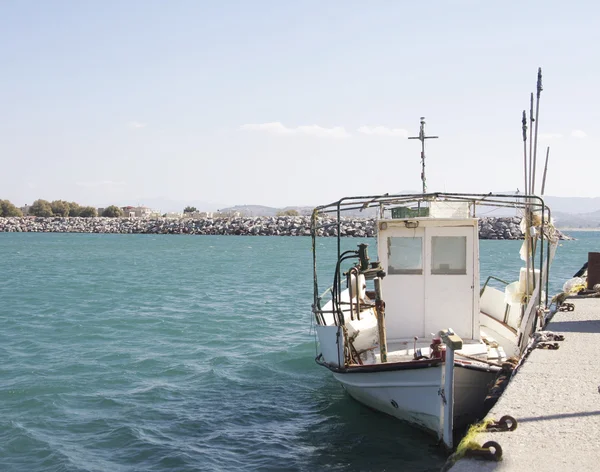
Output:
[
  {"xmin": 0, "ymin": 199, "xmax": 125, "ymax": 218},
  {"xmin": 1, "ymin": 200, "xmax": 303, "ymax": 219}
]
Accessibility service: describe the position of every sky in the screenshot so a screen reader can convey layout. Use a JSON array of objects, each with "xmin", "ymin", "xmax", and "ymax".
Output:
[{"xmin": 1, "ymin": 1, "xmax": 599, "ymax": 211}]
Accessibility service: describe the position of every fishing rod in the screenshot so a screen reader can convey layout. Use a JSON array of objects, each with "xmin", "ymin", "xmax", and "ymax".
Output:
[
  {"xmin": 521, "ymin": 109, "xmax": 531, "ymax": 304},
  {"xmin": 541, "ymin": 146, "xmax": 550, "ymax": 195},
  {"xmin": 528, "ymin": 93, "xmax": 534, "ymax": 194},
  {"xmin": 532, "ymin": 68, "xmax": 543, "ymax": 194},
  {"xmin": 522, "ymin": 110, "xmax": 528, "ymax": 198}
]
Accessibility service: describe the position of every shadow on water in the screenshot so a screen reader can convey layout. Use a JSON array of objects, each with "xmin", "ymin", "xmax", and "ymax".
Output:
[
  {"xmin": 296, "ymin": 383, "xmax": 447, "ymax": 472},
  {"xmin": 242, "ymin": 342, "xmax": 447, "ymax": 471}
]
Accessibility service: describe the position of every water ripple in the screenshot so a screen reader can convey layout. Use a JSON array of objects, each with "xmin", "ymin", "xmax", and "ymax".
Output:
[{"xmin": 3, "ymin": 232, "xmax": 594, "ymax": 470}]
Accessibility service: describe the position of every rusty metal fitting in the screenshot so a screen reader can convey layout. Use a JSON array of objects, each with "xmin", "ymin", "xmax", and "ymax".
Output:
[
  {"xmin": 536, "ymin": 342, "xmax": 559, "ymax": 350},
  {"xmin": 485, "ymin": 415, "xmax": 518, "ymax": 432},
  {"xmin": 464, "ymin": 441, "xmax": 503, "ymax": 461}
]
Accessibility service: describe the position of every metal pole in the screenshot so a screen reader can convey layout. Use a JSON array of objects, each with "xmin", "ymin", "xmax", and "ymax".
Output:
[
  {"xmin": 532, "ymin": 68, "xmax": 543, "ymax": 195},
  {"xmin": 522, "ymin": 110, "xmax": 531, "ymax": 306},
  {"xmin": 442, "ymin": 346, "xmax": 455, "ymax": 449},
  {"xmin": 529, "ymin": 93, "xmax": 534, "ymax": 194},
  {"xmin": 421, "ymin": 138, "xmax": 426, "ymax": 194},
  {"xmin": 439, "ymin": 329, "xmax": 463, "ymax": 451},
  {"xmin": 546, "ymin": 207, "xmax": 551, "ymax": 308},
  {"xmin": 408, "ymin": 117, "xmax": 438, "ymax": 193},
  {"xmin": 374, "ymin": 277, "xmax": 388, "ymax": 363},
  {"xmin": 541, "ymin": 147, "xmax": 550, "ymax": 195},
  {"xmin": 522, "ymin": 111, "xmax": 528, "ymax": 196}
]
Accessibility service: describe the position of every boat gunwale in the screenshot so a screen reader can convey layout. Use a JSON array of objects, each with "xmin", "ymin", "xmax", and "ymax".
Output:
[
  {"xmin": 316, "ymin": 354, "xmax": 501, "ymax": 375},
  {"xmin": 481, "ymin": 311, "xmax": 518, "ymax": 335}
]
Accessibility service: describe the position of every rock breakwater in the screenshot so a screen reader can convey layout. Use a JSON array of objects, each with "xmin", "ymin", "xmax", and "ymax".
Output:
[{"xmin": 0, "ymin": 216, "xmax": 569, "ymax": 239}]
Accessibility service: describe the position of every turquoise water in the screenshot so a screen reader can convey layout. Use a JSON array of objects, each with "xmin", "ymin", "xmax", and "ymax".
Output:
[{"xmin": 0, "ymin": 232, "xmax": 597, "ymax": 471}]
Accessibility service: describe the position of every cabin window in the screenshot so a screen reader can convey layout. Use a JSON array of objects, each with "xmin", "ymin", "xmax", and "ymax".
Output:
[
  {"xmin": 431, "ymin": 236, "xmax": 467, "ymax": 275},
  {"xmin": 387, "ymin": 237, "xmax": 422, "ymax": 274}
]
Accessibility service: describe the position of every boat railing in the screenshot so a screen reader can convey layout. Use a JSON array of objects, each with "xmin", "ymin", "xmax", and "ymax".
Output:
[
  {"xmin": 312, "ymin": 192, "xmax": 549, "ymax": 217},
  {"xmin": 313, "ymin": 285, "xmax": 342, "ymax": 326},
  {"xmin": 318, "ymin": 286, "xmax": 333, "ymax": 302},
  {"xmin": 480, "ymin": 275, "xmax": 510, "ymax": 297},
  {"xmin": 314, "ymin": 283, "xmax": 365, "ymax": 326},
  {"xmin": 311, "ymin": 192, "xmax": 554, "ymax": 311}
]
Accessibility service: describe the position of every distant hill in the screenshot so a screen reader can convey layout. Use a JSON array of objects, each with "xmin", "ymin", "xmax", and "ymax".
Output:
[
  {"xmin": 218, "ymin": 204, "xmax": 382, "ymax": 218},
  {"xmin": 217, "ymin": 205, "xmax": 314, "ymax": 217},
  {"xmin": 543, "ymin": 196, "xmax": 600, "ymax": 214},
  {"xmin": 553, "ymin": 209, "xmax": 600, "ymax": 229}
]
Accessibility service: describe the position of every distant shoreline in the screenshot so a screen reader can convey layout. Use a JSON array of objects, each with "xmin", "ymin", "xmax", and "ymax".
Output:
[{"xmin": 558, "ymin": 228, "xmax": 600, "ymax": 232}]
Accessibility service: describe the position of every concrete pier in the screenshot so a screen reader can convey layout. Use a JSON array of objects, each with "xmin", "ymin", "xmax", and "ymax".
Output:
[{"xmin": 447, "ymin": 297, "xmax": 600, "ymax": 471}]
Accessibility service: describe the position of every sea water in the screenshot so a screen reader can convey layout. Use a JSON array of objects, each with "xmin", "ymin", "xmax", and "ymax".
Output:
[{"xmin": 0, "ymin": 232, "xmax": 597, "ymax": 471}]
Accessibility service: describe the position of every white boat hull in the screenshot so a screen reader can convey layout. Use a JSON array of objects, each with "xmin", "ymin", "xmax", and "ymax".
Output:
[{"xmin": 333, "ymin": 364, "xmax": 496, "ymax": 435}]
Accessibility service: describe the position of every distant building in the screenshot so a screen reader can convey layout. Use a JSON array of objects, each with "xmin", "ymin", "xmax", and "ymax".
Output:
[
  {"xmin": 20, "ymin": 204, "xmax": 30, "ymax": 215},
  {"xmin": 165, "ymin": 212, "xmax": 184, "ymax": 218},
  {"xmin": 216, "ymin": 210, "xmax": 241, "ymax": 218},
  {"xmin": 185, "ymin": 211, "xmax": 214, "ymax": 218},
  {"xmin": 121, "ymin": 206, "xmax": 161, "ymax": 218}
]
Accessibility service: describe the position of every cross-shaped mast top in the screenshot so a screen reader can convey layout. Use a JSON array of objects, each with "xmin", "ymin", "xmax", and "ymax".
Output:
[{"xmin": 408, "ymin": 117, "xmax": 438, "ymax": 193}]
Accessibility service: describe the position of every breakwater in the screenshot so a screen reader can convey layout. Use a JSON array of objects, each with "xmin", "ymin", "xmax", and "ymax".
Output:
[{"xmin": 0, "ymin": 216, "xmax": 568, "ymax": 239}]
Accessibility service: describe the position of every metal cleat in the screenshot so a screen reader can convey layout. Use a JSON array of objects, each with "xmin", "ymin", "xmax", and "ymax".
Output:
[
  {"xmin": 533, "ymin": 331, "xmax": 565, "ymax": 342},
  {"xmin": 464, "ymin": 441, "xmax": 503, "ymax": 461},
  {"xmin": 485, "ymin": 415, "xmax": 518, "ymax": 432},
  {"xmin": 536, "ymin": 342, "xmax": 559, "ymax": 350},
  {"xmin": 559, "ymin": 302, "xmax": 575, "ymax": 312}
]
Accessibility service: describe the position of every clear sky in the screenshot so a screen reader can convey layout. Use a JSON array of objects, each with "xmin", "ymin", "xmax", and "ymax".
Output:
[{"xmin": 1, "ymin": 1, "xmax": 598, "ymax": 210}]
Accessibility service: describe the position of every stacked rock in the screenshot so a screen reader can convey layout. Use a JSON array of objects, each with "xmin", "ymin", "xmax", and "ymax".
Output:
[
  {"xmin": 0, "ymin": 216, "xmax": 569, "ymax": 239},
  {"xmin": 478, "ymin": 217, "xmax": 524, "ymax": 240}
]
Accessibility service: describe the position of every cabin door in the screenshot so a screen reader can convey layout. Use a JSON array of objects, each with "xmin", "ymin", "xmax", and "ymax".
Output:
[
  {"xmin": 423, "ymin": 226, "xmax": 475, "ymax": 340},
  {"xmin": 379, "ymin": 226, "xmax": 426, "ymax": 340}
]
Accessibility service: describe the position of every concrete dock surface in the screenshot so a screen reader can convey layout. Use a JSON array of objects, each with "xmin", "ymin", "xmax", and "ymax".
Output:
[{"xmin": 448, "ymin": 297, "xmax": 600, "ymax": 471}]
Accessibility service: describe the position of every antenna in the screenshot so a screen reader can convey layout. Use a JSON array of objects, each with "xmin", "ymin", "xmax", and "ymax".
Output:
[{"xmin": 408, "ymin": 117, "xmax": 438, "ymax": 193}]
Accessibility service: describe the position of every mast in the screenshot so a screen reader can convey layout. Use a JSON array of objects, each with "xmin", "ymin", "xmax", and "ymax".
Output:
[{"xmin": 408, "ymin": 117, "xmax": 438, "ymax": 193}]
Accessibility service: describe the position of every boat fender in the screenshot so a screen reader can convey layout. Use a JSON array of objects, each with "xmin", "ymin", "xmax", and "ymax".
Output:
[{"xmin": 348, "ymin": 272, "xmax": 366, "ymax": 302}]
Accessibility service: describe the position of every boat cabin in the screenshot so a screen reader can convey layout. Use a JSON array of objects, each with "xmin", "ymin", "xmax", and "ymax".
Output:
[{"xmin": 377, "ymin": 202, "xmax": 479, "ymax": 342}]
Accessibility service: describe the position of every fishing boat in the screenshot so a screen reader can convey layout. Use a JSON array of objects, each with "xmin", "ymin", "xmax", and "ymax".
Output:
[{"xmin": 310, "ymin": 84, "xmax": 559, "ymax": 446}]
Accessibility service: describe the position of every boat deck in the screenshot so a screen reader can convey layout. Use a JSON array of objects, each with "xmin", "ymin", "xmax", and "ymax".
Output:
[{"xmin": 361, "ymin": 326, "xmax": 509, "ymax": 367}]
